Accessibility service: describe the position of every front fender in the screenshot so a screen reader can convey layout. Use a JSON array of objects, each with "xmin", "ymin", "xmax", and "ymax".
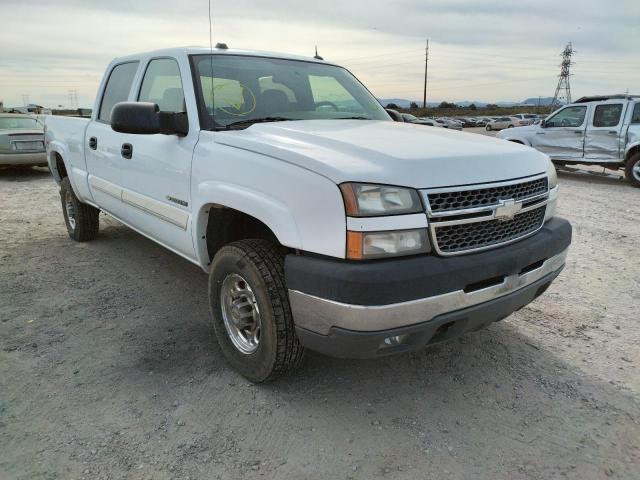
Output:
[{"xmin": 193, "ymin": 180, "xmax": 303, "ymax": 264}]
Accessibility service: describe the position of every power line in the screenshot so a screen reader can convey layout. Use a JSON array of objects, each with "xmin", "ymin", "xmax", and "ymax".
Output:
[{"xmin": 423, "ymin": 39, "xmax": 429, "ymax": 108}]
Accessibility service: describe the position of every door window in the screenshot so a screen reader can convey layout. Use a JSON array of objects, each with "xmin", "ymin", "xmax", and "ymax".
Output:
[
  {"xmin": 138, "ymin": 58, "xmax": 185, "ymax": 113},
  {"xmin": 545, "ymin": 106, "xmax": 587, "ymax": 128},
  {"xmin": 593, "ymin": 104, "xmax": 623, "ymax": 127},
  {"xmin": 98, "ymin": 62, "xmax": 139, "ymax": 122}
]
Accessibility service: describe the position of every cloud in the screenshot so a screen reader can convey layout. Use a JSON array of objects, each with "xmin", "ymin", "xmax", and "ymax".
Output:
[{"xmin": 0, "ymin": 0, "xmax": 638, "ymax": 107}]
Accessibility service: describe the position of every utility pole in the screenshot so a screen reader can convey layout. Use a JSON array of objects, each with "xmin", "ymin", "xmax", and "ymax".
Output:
[
  {"xmin": 552, "ymin": 42, "xmax": 574, "ymax": 107},
  {"xmin": 422, "ymin": 39, "xmax": 429, "ymax": 109}
]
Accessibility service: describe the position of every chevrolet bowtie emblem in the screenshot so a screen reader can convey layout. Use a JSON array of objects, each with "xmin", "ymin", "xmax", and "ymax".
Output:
[{"xmin": 494, "ymin": 199, "xmax": 522, "ymax": 221}]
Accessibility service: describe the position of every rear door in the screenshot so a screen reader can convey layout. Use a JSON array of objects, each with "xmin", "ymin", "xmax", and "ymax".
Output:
[
  {"xmin": 85, "ymin": 61, "xmax": 140, "ymax": 215},
  {"xmin": 531, "ymin": 105, "xmax": 588, "ymax": 159},
  {"xmin": 115, "ymin": 56, "xmax": 198, "ymax": 259},
  {"xmin": 584, "ymin": 102, "xmax": 625, "ymax": 161}
]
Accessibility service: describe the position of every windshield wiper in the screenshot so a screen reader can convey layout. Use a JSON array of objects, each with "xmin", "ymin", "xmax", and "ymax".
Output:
[
  {"xmin": 219, "ymin": 117, "xmax": 297, "ymax": 130},
  {"xmin": 336, "ymin": 116, "xmax": 370, "ymax": 120}
]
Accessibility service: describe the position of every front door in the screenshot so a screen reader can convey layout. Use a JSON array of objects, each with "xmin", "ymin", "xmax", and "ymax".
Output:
[
  {"xmin": 584, "ymin": 102, "xmax": 625, "ymax": 161},
  {"xmin": 531, "ymin": 105, "xmax": 588, "ymax": 160},
  {"xmin": 115, "ymin": 57, "xmax": 197, "ymax": 259}
]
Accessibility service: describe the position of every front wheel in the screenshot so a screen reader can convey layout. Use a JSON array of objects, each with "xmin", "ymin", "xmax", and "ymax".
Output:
[
  {"xmin": 60, "ymin": 177, "xmax": 99, "ymax": 241},
  {"xmin": 486, "ymin": 125, "xmax": 492, "ymax": 131},
  {"xmin": 208, "ymin": 239, "xmax": 304, "ymax": 382},
  {"xmin": 625, "ymin": 153, "xmax": 640, "ymax": 188}
]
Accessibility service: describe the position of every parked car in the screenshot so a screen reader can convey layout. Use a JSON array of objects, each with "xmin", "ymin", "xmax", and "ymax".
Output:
[
  {"xmin": 512, "ymin": 114, "xmax": 538, "ymax": 126},
  {"xmin": 498, "ymin": 95, "xmax": 640, "ymax": 187},
  {"xmin": 454, "ymin": 117, "xmax": 476, "ymax": 127},
  {"xmin": 436, "ymin": 117, "xmax": 462, "ymax": 130},
  {"xmin": 44, "ymin": 46, "xmax": 571, "ymax": 381},
  {"xmin": 435, "ymin": 118, "xmax": 463, "ymax": 130},
  {"xmin": 486, "ymin": 117, "xmax": 518, "ymax": 131},
  {"xmin": 473, "ymin": 117, "xmax": 488, "ymax": 127},
  {"xmin": 401, "ymin": 113, "xmax": 440, "ymax": 126},
  {"xmin": 0, "ymin": 114, "xmax": 47, "ymax": 167}
]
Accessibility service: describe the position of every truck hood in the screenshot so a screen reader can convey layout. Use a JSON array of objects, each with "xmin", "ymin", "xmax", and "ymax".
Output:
[{"xmin": 215, "ymin": 120, "xmax": 549, "ymax": 188}]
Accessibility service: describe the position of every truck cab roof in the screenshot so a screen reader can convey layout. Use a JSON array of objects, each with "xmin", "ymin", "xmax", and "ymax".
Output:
[{"xmin": 112, "ymin": 46, "xmax": 329, "ymax": 65}]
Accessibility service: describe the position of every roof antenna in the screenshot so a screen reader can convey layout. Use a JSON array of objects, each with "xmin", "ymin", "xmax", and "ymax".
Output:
[{"xmin": 314, "ymin": 45, "xmax": 323, "ymax": 61}]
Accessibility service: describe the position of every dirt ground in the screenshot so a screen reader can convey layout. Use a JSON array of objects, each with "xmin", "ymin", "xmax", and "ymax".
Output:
[{"xmin": 1, "ymin": 161, "xmax": 639, "ymax": 480}]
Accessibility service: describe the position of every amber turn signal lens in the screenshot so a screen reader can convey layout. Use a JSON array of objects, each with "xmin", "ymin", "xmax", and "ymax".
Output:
[
  {"xmin": 346, "ymin": 231, "xmax": 364, "ymax": 260},
  {"xmin": 339, "ymin": 183, "xmax": 359, "ymax": 216}
]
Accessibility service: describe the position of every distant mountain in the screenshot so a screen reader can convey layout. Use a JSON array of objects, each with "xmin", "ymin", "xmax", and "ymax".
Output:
[
  {"xmin": 521, "ymin": 97, "xmax": 562, "ymax": 106},
  {"xmin": 378, "ymin": 97, "xmax": 561, "ymax": 108}
]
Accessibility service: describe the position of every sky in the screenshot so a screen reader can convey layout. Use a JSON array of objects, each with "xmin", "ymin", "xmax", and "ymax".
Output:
[{"xmin": 1, "ymin": 0, "xmax": 638, "ymax": 108}]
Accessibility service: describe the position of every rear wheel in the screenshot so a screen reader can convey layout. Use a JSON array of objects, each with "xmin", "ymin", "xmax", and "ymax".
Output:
[
  {"xmin": 208, "ymin": 239, "xmax": 304, "ymax": 382},
  {"xmin": 60, "ymin": 177, "xmax": 99, "ymax": 241},
  {"xmin": 625, "ymin": 152, "xmax": 640, "ymax": 188},
  {"xmin": 486, "ymin": 124, "xmax": 492, "ymax": 131}
]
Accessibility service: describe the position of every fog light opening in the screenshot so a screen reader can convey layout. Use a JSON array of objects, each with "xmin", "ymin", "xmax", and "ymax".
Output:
[{"xmin": 380, "ymin": 334, "xmax": 408, "ymax": 349}]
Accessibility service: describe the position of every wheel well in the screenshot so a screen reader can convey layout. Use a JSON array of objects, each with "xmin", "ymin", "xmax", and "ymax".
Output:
[
  {"xmin": 625, "ymin": 144, "xmax": 640, "ymax": 164},
  {"xmin": 54, "ymin": 152, "xmax": 68, "ymax": 178},
  {"xmin": 205, "ymin": 207, "xmax": 281, "ymax": 262},
  {"xmin": 508, "ymin": 139, "xmax": 525, "ymax": 145}
]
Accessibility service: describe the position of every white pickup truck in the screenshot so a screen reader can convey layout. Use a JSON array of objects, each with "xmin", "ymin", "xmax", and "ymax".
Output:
[
  {"xmin": 498, "ymin": 95, "xmax": 640, "ymax": 187},
  {"xmin": 44, "ymin": 46, "xmax": 572, "ymax": 382}
]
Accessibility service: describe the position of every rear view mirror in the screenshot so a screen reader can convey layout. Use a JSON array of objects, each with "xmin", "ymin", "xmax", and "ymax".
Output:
[
  {"xmin": 385, "ymin": 109, "xmax": 404, "ymax": 122},
  {"xmin": 111, "ymin": 102, "xmax": 188, "ymax": 136}
]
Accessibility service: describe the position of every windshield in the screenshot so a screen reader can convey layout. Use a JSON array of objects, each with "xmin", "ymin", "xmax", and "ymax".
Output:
[
  {"xmin": 191, "ymin": 55, "xmax": 390, "ymax": 129},
  {"xmin": 0, "ymin": 117, "xmax": 41, "ymax": 130}
]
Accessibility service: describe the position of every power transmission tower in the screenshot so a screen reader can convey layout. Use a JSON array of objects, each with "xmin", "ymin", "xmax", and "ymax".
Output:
[
  {"xmin": 422, "ymin": 39, "xmax": 429, "ymax": 108},
  {"xmin": 21, "ymin": 94, "xmax": 29, "ymax": 106},
  {"xmin": 552, "ymin": 42, "xmax": 574, "ymax": 107}
]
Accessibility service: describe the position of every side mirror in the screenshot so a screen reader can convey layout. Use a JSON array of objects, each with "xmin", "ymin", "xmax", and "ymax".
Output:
[
  {"xmin": 385, "ymin": 109, "xmax": 404, "ymax": 122},
  {"xmin": 111, "ymin": 102, "xmax": 188, "ymax": 136},
  {"xmin": 540, "ymin": 119, "xmax": 546, "ymax": 128}
]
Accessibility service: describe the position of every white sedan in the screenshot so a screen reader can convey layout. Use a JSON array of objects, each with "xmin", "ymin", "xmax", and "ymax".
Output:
[{"xmin": 485, "ymin": 117, "xmax": 518, "ymax": 131}]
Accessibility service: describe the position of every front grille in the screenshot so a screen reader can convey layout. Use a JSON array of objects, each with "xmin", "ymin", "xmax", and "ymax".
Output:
[
  {"xmin": 433, "ymin": 206, "xmax": 546, "ymax": 254},
  {"xmin": 427, "ymin": 177, "xmax": 548, "ymax": 213}
]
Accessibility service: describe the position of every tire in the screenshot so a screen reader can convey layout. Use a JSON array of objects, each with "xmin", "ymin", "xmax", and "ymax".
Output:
[
  {"xmin": 486, "ymin": 125, "xmax": 492, "ymax": 131},
  {"xmin": 208, "ymin": 239, "xmax": 304, "ymax": 382},
  {"xmin": 508, "ymin": 124, "xmax": 514, "ymax": 128},
  {"xmin": 625, "ymin": 152, "xmax": 640, "ymax": 188},
  {"xmin": 59, "ymin": 177, "xmax": 99, "ymax": 241}
]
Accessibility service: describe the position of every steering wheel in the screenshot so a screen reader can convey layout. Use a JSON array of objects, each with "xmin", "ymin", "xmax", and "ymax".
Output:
[
  {"xmin": 560, "ymin": 118, "xmax": 571, "ymax": 127},
  {"xmin": 315, "ymin": 101, "xmax": 339, "ymax": 111}
]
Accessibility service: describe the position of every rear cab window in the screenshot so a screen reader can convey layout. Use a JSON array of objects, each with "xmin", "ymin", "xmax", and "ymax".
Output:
[
  {"xmin": 592, "ymin": 103, "xmax": 623, "ymax": 127},
  {"xmin": 98, "ymin": 62, "xmax": 140, "ymax": 122}
]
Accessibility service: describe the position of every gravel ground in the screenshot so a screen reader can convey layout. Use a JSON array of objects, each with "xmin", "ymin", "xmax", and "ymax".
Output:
[{"xmin": 1, "ymin": 159, "xmax": 639, "ymax": 480}]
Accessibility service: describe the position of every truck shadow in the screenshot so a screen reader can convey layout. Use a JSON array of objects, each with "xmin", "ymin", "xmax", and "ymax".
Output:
[
  {"xmin": 0, "ymin": 166, "xmax": 50, "ymax": 181},
  {"xmin": 557, "ymin": 168, "xmax": 630, "ymax": 188}
]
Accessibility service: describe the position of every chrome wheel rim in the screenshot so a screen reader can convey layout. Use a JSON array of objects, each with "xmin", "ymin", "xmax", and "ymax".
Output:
[
  {"xmin": 64, "ymin": 190, "xmax": 76, "ymax": 230},
  {"xmin": 633, "ymin": 161, "xmax": 640, "ymax": 182},
  {"xmin": 220, "ymin": 273, "xmax": 261, "ymax": 354}
]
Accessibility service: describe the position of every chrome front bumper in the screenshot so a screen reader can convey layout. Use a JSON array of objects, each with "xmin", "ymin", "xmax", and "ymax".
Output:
[{"xmin": 289, "ymin": 248, "xmax": 568, "ymax": 336}]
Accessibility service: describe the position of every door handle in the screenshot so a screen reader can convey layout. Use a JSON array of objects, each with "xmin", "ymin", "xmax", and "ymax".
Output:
[
  {"xmin": 573, "ymin": 130, "xmax": 583, "ymax": 134},
  {"xmin": 607, "ymin": 131, "xmax": 618, "ymax": 135},
  {"xmin": 121, "ymin": 143, "xmax": 133, "ymax": 159},
  {"xmin": 89, "ymin": 137, "xmax": 97, "ymax": 150}
]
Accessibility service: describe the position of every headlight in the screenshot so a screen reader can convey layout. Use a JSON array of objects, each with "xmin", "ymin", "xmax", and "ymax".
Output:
[
  {"xmin": 340, "ymin": 183, "xmax": 423, "ymax": 217},
  {"xmin": 547, "ymin": 161, "xmax": 558, "ymax": 189},
  {"xmin": 347, "ymin": 229, "xmax": 430, "ymax": 260}
]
